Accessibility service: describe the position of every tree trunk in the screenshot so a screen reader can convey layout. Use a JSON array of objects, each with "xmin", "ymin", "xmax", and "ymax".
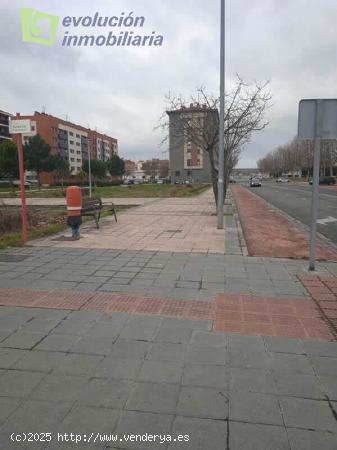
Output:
[{"xmin": 207, "ymin": 147, "xmax": 218, "ymax": 205}]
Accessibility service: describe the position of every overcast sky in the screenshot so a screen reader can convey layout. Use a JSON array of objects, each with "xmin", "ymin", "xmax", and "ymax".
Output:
[{"xmin": 1, "ymin": 0, "xmax": 337, "ymax": 167}]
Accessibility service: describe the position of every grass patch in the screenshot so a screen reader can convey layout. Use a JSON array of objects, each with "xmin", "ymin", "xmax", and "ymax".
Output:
[
  {"xmin": 0, "ymin": 184, "xmax": 210, "ymax": 199},
  {"xmin": 0, "ymin": 205, "xmax": 131, "ymax": 250}
]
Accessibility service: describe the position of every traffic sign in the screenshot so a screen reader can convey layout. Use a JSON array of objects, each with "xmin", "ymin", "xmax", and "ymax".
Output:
[
  {"xmin": 9, "ymin": 119, "xmax": 31, "ymax": 134},
  {"xmin": 298, "ymin": 99, "xmax": 337, "ymax": 140}
]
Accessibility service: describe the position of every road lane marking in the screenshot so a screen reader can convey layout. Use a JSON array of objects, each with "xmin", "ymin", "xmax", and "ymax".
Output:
[{"xmin": 317, "ymin": 216, "xmax": 337, "ymax": 225}]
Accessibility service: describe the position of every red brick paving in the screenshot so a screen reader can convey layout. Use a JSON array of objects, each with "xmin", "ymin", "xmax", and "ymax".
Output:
[
  {"xmin": 0, "ymin": 287, "xmax": 335, "ymax": 341},
  {"xmin": 298, "ymin": 275, "xmax": 337, "ymax": 339},
  {"xmin": 231, "ymin": 185, "xmax": 337, "ymax": 261}
]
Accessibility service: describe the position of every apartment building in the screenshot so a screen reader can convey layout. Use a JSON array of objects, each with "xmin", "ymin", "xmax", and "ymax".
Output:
[
  {"xmin": 0, "ymin": 110, "xmax": 12, "ymax": 144},
  {"xmin": 14, "ymin": 112, "xmax": 118, "ymax": 174},
  {"xmin": 166, "ymin": 104, "xmax": 218, "ymax": 184}
]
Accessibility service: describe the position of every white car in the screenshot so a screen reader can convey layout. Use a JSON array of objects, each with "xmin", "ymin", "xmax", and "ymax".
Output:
[{"xmin": 276, "ymin": 178, "xmax": 289, "ymax": 183}]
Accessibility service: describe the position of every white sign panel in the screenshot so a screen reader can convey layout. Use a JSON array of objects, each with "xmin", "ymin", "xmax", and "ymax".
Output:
[
  {"xmin": 298, "ymin": 99, "xmax": 337, "ymax": 139},
  {"xmin": 9, "ymin": 119, "xmax": 31, "ymax": 134}
]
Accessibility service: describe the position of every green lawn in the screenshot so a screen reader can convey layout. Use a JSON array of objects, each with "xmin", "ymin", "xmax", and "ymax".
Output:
[{"xmin": 0, "ymin": 184, "xmax": 210, "ymax": 199}]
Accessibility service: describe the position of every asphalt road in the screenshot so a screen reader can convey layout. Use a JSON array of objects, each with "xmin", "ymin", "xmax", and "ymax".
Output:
[{"xmin": 245, "ymin": 181, "xmax": 337, "ymax": 246}]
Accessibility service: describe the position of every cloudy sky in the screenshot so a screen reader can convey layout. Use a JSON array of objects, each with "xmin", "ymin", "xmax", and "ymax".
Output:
[{"xmin": 1, "ymin": 0, "xmax": 337, "ymax": 167}]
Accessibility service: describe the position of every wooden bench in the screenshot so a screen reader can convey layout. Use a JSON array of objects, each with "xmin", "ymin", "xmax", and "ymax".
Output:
[{"xmin": 81, "ymin": 197, "xmax": 117, "ymax": 229}]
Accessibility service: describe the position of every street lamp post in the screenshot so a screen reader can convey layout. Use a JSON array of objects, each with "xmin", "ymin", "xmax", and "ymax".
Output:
[
  {"xmin": 217, "ymin": 0, "xmax": 225, "ymax": 229},
  {"xmin": 87, "ymin": 137, "xmax": 92, "ymax": 197}
]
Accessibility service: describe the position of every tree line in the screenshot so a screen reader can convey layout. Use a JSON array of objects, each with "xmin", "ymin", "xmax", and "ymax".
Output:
[
  {"xmin": 0, "ymin": 134, "xmax": 125, "ymax": 186},
  {"xmin": 257, "ymin": 138, "xmax": 337, "ymax": 178}
]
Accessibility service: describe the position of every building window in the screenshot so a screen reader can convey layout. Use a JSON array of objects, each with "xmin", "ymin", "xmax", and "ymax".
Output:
[
  {"xmin": 70, "ymin": 158, "xmax": 74, "ymax": 162},
  {"xmin": 69, "ymin": 132, "xmax": 73, "ymax": 136},
  {"xmin": 76, "ymin": 142, "xmax": 80, "ymax": 146},
  {"xmin": 77, "ymin": 151, "xmax": 81, "ymax": 155},
  {"xmin": 187, "ymin": 159, "xmax": 191, "ymax": 167},
  {"xmin": 76, "ymin": 134, "xmax": 80, "ymax": 138},
  {"xmin": 77, "ymin": 159, "xmax": 81, "ymax": 163},
  {"xmin": 70, "ymin": 149, "xmax": 74, "ymax": 154},
  {"xmin": 71, "ymin": 166, "xmax": 75, "ymax": 171},
  {"xmin": 175, "ymin": 171, "xmax": 180, "ymax": 176},
  {"xmin": 69, "ymin": 140, "xmax": 74, "ymax": 144}
]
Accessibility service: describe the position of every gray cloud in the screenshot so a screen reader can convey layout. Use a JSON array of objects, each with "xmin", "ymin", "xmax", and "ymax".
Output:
[{"xmin": 1, "ymin": 0, "xmax": 337, "ymax": 166}]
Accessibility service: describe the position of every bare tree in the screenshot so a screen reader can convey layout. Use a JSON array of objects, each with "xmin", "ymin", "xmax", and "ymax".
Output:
[{"xmin": 157, "ymin": 76, "xmax": 271, "ymax": 203}]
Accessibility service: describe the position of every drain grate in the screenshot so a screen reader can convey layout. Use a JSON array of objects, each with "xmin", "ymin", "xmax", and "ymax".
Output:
[{"xmin": 0, "ymin": 254, "xmax": 30, "ymax": 263}]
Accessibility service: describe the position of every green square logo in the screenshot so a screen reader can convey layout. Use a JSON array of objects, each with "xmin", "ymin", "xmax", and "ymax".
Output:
[{"xmin": 20, "ymin": 8, "xmax": 59, "ymax": 46}]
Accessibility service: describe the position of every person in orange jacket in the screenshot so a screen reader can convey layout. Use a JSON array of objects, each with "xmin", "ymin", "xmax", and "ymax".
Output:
[{"xmin": 66, "ymin": 186, "xmax": 82, "ymax": 240}]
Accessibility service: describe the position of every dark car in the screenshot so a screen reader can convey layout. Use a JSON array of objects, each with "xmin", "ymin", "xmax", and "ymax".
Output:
[
  {"xmin": 250, "ymin": 178, "xmax": 262, "ymax": 187},
  {"xmin": 309, "ymin": 176, "xmax": 336, "ymax": 185}
]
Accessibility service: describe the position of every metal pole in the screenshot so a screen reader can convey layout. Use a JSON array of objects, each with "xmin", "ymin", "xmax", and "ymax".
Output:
[
  {"xmin": 88, "ymin": 138, "xmax": 92, "ymax": 197},
  {"xmin": 309, "ymin": 100, "xmax": 323, "ymax": 271},
  {"xmin": 217, "ymin": 0, "xmax": 225, "ymax": 229},
  {"xmin": 16, "ymin": 127, "xmax": 28, "ymax": 244}
]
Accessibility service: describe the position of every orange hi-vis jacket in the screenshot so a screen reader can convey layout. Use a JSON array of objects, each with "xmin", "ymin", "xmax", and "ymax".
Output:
[{"xmin": 66, "ymin": 186, "xmax": 83, "ymax": 217}]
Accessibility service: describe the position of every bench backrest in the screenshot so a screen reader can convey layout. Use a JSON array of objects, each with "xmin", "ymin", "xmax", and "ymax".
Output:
[{"xmin": 81, "ymin": 197, "xmax": 102, "ymax": 211}]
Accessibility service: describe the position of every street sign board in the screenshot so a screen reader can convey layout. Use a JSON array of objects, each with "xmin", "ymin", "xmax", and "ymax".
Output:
[
  {"xmin": 298, "ymin": 99, "xmax": 337, "ymax": 139},
  {"xmin": 9, "ymin": 119, "xmax": 31, "ymax": 134}
]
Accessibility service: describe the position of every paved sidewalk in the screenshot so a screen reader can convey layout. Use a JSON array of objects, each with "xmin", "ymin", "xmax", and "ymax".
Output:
[
  {"xmin": 0, "ymin": 188, "xmax": 337, "ymax": 449},
  {"xmin": 0, "ymin": 306, "xmax": 337, "ymax": 450},
  {"xmin": 30, "ymin": 190, "xmax": 226, "ymax": 254}
]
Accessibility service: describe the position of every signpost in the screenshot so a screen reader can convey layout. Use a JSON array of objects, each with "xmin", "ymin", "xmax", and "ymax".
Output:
[
  {"xmin": 9, "ymin": 115, "xmax": 31, "ymax": 244},
  {"xmin": 217, "ymin": 0, "xmax": 225, "ymax": 229},
  {"xmin": 298, "ymin": 99, "xmax": 337, "ymax": 270}
]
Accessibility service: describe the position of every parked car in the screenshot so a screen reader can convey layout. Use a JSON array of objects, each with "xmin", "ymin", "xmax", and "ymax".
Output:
[
  {"xmin": 309, "ymin": 176, "xmax": 336, "ymax": 185},
  {"xmin": 250, "ymin": 178, "xmax": 262, "ymax": 187},
  {"xmin": 276, "ymin": 178, "xmax": 289, "ymax": 183}
]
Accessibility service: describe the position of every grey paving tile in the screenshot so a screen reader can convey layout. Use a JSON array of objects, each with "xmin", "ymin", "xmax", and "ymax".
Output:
[
  {"xmin": 154, "ymin": 326, "xmax": 192, "ymax": 344},
  {"xmin": 177, "ymin": 386, "xmax": 228, "ymax": 419},
  {"xmin": 319, "ymin": 376, "xmax": 337, "ymax": 401},
  {"xmin": 229, "ymin": 422, "xmax": 290, "ymax": 450},
  {"xmin": 110, "ymin": 339, "xmax": 151, "ymax": 360},
  {"xmin": 311, "ymin": 356, "xmax": 337, "ymax": 376},
  {"xmin": 126, "ymin": 382, "xmax": 179, "ymax": 414},
  {"xmin": 57, "ymin": 405, "xmax": 120, "ymax": 434},
  {"xmin": 0, "ymin": 331, "xmax": 46, "ymax": 350},
  {"xmin": 114, "ymin": 411, "xmax": 173, "ymax": 450},
  {"xmin": 273, "ymin": 372, "xmax": 324, "ymax": 399},
  {"xmin": 12, "ymin": 350, "xmax": 65, "ymax": 372},
  {"xmin": 94, "ymin": 357, "xmax": 142, "ymax": 380},
  {"xmin": 269, "ymin": 353, "xmax": 314, "ymax": 374},
  {"xmin": 77, "ymin": 378, "xmax": 132, "ymax": 408},
  {"xmin": 190, "ymin": 330, "xmax": 227, "ymax": 346},
  {"xmin": 302, "ymin": 341, "xmax": 337, "ymax": 358},
  {"xmin": 230, "ymin": 391, "xmax": 283, "ymax": 426},
  {"xmin": 230, "ymin": 368, "xmax": 276, "ymax": 394},
  {"xmin": 35, "ymin": 334, "xmax": 80, "ymax": 352},
  {"xmin": 263, "ymin": 336, "xmax": 305, "ymax": 355},
  {"xmin": 169, "ymin": 416, "xmax": 227, "ymax": 450},
  {"xmin": 186, "ymin": 345, "xmax": 226, "ymax": 365},
  {"xmin": 31, "ymin": 374, "xmax": 89, "ymax": 403},
  {"xmin": 183, "ymin": 364, "xmax": 227, "ymax": 389},
  {"xmin": 0, "ymin": 370, "xmax": 45, "ymax": 397},
  {"xmin": 138, "ymin": 360, "xmax": 183, "ymax": 384},
  {"xmin": 0, "ymin": 397, "xmax": 21, "ymax": 425},
  {"xmin": 70, "ymin": 336, "xmax": 114, "ymax": 355},
  {"xmin": 119, "ymin": 316, "xmax": 161, "ymax": 341},
  {"xmin": 287, "ymin": 428, "xmax": 337, "ymax": 450},
  {"xmin": 53, "ymin": 353, "xmax": 103, "ymax": 376},
  {"xmin": 147, "ymin": 343, "xmax": 186, "ymax": 362},
  {"xmin": 0, "ymin": 400, "xmax": 72, "ymax": 435},
  {"xmin": 161, "ymin": 317, "xmax": 212, "ymax": 331},
  {"xmin": 0, "ymin": 348, "xmax": 26, "ymax": 368},
  {"xmin": 280, "ymin": 397, "xmax": 337, "ymax": 432}
]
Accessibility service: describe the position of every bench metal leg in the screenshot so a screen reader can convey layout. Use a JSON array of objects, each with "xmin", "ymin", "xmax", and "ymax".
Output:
[{"xmin": 112, "ymin": 208, "xmax": 117, "ymax": 222}]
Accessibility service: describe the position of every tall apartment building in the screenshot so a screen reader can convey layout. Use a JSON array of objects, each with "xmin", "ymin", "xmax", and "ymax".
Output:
[
  {"xmin": 166, "ymin": 105, "xmax": 218, "ymax": 184},
  {"xmin": 14, "ymin": 112, "xmax": 118, "ymax": 174},
  {"xmin": 0, "ymin": 110, "xmax": 13, "ymax": 144}
]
